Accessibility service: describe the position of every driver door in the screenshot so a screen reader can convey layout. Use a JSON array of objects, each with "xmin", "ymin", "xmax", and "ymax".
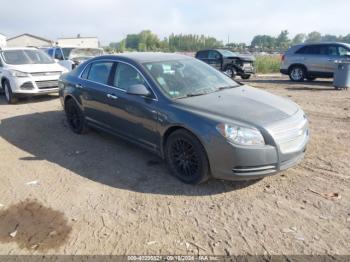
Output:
[
  {"xmin": 207, "ymin": 50, "xmax": 222, "ymax": 71},
  {"xmin": 106, "ymin": 62, "xmax": 159, "ymax": 151}
]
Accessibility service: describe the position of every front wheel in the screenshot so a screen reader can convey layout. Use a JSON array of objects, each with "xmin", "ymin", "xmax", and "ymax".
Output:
[
  {"xmin": 289, "ymin": 66, "xmax": 306, "ymax": 82},
  {"xmin": 224, "ymin": 67, "xmax": 236, "ymax": 79},
  {"xmin": 165, "ymin": 129, "xmax": 210, "ymax": 184},
  {"xmin": 64, "ymin": 99, "xmax": 88, "ymax": 134},
  {"xmin": 3, "ymin": 81, "xmax": 18, "ymax": 104}
]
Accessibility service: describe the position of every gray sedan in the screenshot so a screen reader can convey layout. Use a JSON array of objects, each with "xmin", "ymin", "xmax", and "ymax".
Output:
[{"xmin": 59, "ymin": 53, "xmax": 309, "ymax": 184}]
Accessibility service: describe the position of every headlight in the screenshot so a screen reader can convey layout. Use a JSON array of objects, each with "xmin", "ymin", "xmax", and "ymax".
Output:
[
  {"xmin": 216, "ymin": 123, "xmax": 265, "ymax": 146},
  {"xmin": 9, "ymin": 70, "xmax": 29, "ymax": 77}
]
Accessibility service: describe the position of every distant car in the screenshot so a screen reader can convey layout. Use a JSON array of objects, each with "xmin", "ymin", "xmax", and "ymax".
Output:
[
  {"xmin": 59, "ymin": 53, "xmax": 309, "ymax": 184},
  {"xmin": 41, "ymin": 47, "xmax": 103, "ymax": 71},
  {"xmin": 195, "ymin": 49, "xmax": 255, "ymax": 79},
  {"xmin": 0, "ymin": 47, "xmax": 68, "ymax": 104},
  {"xmin": 281, "ymin": 42, "xmax": 350, "ymax": 82}
]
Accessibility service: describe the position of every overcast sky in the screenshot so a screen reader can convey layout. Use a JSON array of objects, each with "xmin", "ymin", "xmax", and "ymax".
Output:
[{"xmin": 1, "ymin": 0, "xmax": 349, "ymax": 45}]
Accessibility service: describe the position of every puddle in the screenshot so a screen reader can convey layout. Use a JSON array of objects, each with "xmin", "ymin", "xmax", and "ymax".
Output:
[{"xmin": 0, "ymin": 199, "xmax": 72, "ymax": 251}]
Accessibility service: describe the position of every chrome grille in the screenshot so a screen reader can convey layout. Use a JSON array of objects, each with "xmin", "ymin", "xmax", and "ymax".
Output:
[
  {"xmin": 267, "ymin": 111, "xmax": 309, "ymax": 154},
  {"xmin": 35, "ymin": 80, "xmax": 59, "ymax": 89},
  {"xmin": 30, "ymin": 71, "xmax": 61, "ymax": 77}
]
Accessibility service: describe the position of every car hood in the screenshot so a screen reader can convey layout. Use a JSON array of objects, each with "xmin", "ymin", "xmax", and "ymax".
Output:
[
  {"xmin": 7, "ymin": 63, "xmax": 66, "ymax": 73},
  {"xmin": 226, "ymin": 55, "xmax": 255, "ymax": 62},
  {"xmin": 174, "ymin": 85, "xmax": 299, "ymax": 127}
]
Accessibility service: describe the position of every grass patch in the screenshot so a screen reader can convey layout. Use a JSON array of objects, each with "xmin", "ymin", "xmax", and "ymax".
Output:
[{"xmin": 255, "ymin": 55, "xmax": 282, "ymax": 74}]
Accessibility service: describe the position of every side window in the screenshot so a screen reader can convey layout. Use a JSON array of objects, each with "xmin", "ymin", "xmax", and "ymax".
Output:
[
  {"xmin": 54, "ymin": 48, "xmax": 64, "ymax": 60},
  {"xmin": 296, "ymin": 45, "xmax": 322, "ymax": 55},
  {"xmin": 81, "ymin": 64, "xmax": 92, "ymax": 79},
  {"xmin": 196, "ymin": 51, "xmax": 208, "ymax": 59},
  {"xmin": 327, "ymin": 45, "xmax": 339, "ymax": 56},
  {"xmin": 338, "ymin": 46, "xmax": 350, "ymax": 56},
  {"xmin": 208, "ymin": 51, "xmax": 220, "ymax": 59},
  {"xmin": 87, "ymin": 62, "xmax": 113, "ymax": 85},
  {"xmin": 113, "ymin": 63, "xmax": 146, "ymax": 91}
]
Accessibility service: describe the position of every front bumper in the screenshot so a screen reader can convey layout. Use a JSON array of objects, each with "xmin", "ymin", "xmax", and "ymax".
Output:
[
  {"xmin": 8, "ymin": 75, "xmax": 60, "ymax": 95},
  {"xmin": 206, "ymin": 111, "xmax": 309, "ymax": 181}
]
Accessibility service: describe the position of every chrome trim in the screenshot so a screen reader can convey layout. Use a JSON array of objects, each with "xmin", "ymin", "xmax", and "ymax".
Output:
[
  {"xmin": 78, "ymin": 59, "xmax": 158, "ymax": 101},
  {"xmin": 233, "ymin": 165, "xmax": 276, "ymax": 172}
]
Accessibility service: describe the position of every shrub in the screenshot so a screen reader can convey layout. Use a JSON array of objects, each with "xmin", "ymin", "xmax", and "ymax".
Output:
[{"xmin": 255, "ymin": 55, "xmax": 282, "ymax": 74}]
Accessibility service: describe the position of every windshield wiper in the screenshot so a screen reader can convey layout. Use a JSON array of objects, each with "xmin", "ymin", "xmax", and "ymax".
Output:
[
  {"xmin": 175, "ymin": 92, "xmax": 207, "ymax": 99},
  {"xmin": 217, "ymin": 85, "xmax": 239, "ymax": 90}
]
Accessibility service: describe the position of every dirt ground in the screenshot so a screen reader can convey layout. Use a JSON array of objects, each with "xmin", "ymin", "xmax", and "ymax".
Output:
[{"xmin": 0, "ymin": 75, "xmax": 349, "ymax": 256}]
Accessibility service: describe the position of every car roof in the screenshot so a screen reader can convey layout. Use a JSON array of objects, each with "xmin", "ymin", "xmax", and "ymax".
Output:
[
  {"xmin": 94, "ymin": 52, "xmax": 192, "ymax": 63},
  {"xmin": 298, "ymin": 42, "xmax": 350, "ymax": 47}
]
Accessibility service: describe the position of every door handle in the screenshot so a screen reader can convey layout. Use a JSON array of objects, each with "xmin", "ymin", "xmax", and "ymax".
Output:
[
  {"xmin": 75, "ymin": 84, "xmax": 83, "ymax": 89},
  {"xmin": 107, "ymin": 94, "xmax": 118, "ymax": 100}
]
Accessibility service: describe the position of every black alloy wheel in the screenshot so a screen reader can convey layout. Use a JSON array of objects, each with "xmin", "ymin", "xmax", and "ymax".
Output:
[{"xmin": 165, "ymin": 129, "xmax": 210, "ymax": 184}]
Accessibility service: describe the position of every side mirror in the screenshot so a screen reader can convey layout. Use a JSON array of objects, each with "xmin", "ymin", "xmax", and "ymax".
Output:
[
  {"xmin": 344, "ymin": 52, "xmax": 350, "ymax": 58},
  {"xmin": 127, "ymin": 84, "xmax": 151, "ymax": 97}
]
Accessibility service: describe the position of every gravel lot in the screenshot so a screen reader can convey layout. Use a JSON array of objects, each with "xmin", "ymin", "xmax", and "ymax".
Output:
[{"xmin": 0, "ymin": 76, "xmax": 349, "ymax": 255}]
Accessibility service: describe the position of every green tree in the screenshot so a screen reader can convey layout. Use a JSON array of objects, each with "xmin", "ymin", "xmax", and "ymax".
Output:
[
  {"xmin": 276, "ymin": 30, "xmax": 290, "ymax": 49},
  {"xmin": 321, "ymin": 34, "xmax": 339, "ymax": 42},
  {"xmin": 292, "ymin": 33, "xmax": 306, "ymax": 45},
  {"xmin": 306, "ymin": 31, "xmax": 322, "ymax": 43}
]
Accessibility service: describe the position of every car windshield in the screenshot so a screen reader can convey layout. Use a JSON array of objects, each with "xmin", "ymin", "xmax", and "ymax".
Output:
[
  {"xmin": 1, "ymin": 49, "xmax": 54, "ymax": 65},
  {"xmin": 218, "ymin": 50, "xmax": 239, "ymax": 57},
  {"xmin": 143, "ymin": 59, "xmax": 239, "ymax": 99}
]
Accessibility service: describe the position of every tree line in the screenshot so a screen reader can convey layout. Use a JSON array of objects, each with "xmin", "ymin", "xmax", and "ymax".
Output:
[{"xmin": 106, "ymin": 30, "xmax": 350, "ymax": 53}]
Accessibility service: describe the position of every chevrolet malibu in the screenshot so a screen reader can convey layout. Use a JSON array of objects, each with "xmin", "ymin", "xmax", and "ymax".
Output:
[{"xmin": 59, "ymin": 53, "xmax": 309, "ymax": 184}]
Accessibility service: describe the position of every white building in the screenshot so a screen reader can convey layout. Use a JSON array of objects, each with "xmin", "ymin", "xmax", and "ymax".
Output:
[
  {"xmin": 0, "ymin": 33, "xmax": 6, "ymax": 48},
  {"xmin": 7, "ymin": 33, "xmax": 52, "ymax": 47},
  {"xmin": 57, "ymin": 36, "xmax": 100, "ymax": 48}
]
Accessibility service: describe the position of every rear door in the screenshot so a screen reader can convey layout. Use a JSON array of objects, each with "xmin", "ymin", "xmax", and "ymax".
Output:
[
  {"xmin": 78, "ymin": 61, "xmax": 117, "ymax": 129},
  {"xmin": 296, "ymin": 45, "xmax": 328, "ymax": 73}
]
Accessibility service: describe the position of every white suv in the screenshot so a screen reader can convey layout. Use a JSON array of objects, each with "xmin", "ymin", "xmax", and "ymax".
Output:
[{"xmin": 0, "ymin": 47, "xmax": 68, "ymax": 104}]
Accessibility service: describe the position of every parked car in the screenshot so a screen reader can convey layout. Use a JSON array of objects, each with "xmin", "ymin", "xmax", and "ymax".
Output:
[
  {"xmin": 59, "ymin": 53, "xmax": 309, "ymax": 184},
  {"xmin": 41, "ymin": 46, "xmax": 103, "ymax": 71},
  {"xmin": 195, "ymin": 49, "xmax": 255, "ymax": 79},
  {"xmin": 0, "ymin": 47, "xmax": 68, "ymax": 104},
  {"xmin": 281, "ymin": 42, "xmax": 350, "ymax": 82}
]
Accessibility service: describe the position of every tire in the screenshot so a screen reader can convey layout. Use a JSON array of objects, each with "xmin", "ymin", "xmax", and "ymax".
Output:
[
  {"xmin": 3, "ymin": 80, "xmax": 18, "ymax": 104},
  {"xmin": 64, "ymin": 99, "xmax": 88, "ymax": 134},
  {"xmin": 289, "ymin": 66, "xmax": 306, "ymax": 82},
  {"xmin": 306, "ymin": 76, "xmax": 316, "ymax": 81},
  {"xmin": 224, "ymin": 66, "xmax": 236, "ymax": 79},
  {"xmin": 241, "ymin": 74, "xmax": 251, "ymax": 80},
  {"xmin": 165, "ymin": 129, "xmax": 210, "ymax": 184}
]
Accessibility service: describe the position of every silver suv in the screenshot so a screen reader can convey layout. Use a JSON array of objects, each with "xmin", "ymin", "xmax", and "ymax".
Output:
[{"xmin": 280, "ymin": 42, "xmax": 350, "ymax": 82}]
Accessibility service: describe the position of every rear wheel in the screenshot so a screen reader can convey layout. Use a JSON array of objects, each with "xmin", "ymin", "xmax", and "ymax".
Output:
[
  {"xmin": 289, "ymin": 66, "xmax": 306, "ymax": 82},
  {"xmin": 3, "ymin": 80, "xmax": 18, "ymax": 104},
  {"xmin": 165, "ymin": 129, "xmax": 210, "ymax": 184},
  {"xmin": 65, "ymin": 99, "xmax": 88, "ymax": 134}
]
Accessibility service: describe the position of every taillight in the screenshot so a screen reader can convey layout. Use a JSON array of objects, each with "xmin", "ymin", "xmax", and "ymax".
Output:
[{"xmin": 281, "ymin": 54, "xmax": 285, "ymax": 61}]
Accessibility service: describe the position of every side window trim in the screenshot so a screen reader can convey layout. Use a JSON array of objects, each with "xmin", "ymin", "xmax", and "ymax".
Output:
[{"xmin": 79, "ymin": 59, "xmax": 158, "ymax": 101}]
